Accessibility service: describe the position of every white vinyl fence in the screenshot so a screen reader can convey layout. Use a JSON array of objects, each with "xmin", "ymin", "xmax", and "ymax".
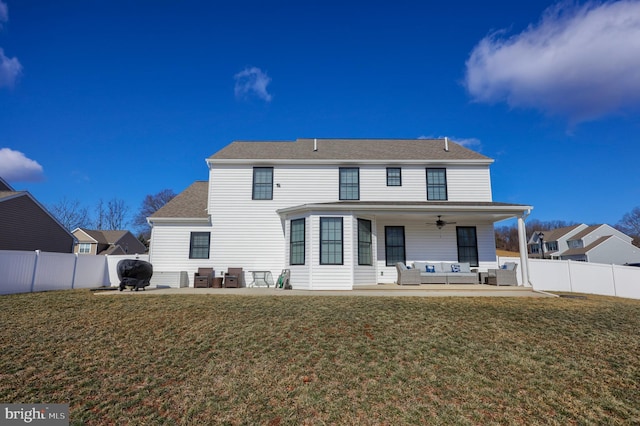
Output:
[
  {"xmin": 499, "ymin": 257, "xmax": 640, "ymax": 300},
  {"xmin": 0, "ymin": 250, "xmax": 148, "ymax": 295}
]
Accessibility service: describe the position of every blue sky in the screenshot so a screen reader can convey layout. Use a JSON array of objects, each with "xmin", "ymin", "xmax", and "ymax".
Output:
[{"xmin": 1, "ymin": 0, "xmax": 639, "ymax": 230}]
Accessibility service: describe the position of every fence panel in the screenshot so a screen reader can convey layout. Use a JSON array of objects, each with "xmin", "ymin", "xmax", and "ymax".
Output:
[
  {"xmin": 613, "ymin": 265, "xmax": 640, "ymax": 299},
  {"xmin": 0, "ymin": 250, "xmax": 37, "ymax": 295},
  {"xmin": 74, "ymin": 255, "xmax": 110, "ymax": 288},
  {"xmin": 568, "ymin": 262, "xmax": 616, "ymax": 296},
  {"xmin": 530, "ymin": 259, "xmax": 573, "ymax": 292},
  {"xmin": 32, "ymin": 252, "xmax": 77, "ymax": 292}
]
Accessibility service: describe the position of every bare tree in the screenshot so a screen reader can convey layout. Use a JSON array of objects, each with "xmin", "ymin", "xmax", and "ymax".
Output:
[
  {"xmin": 93, "ymin": 199, "xmax": 105, "ymax": 229},
  {"xmin": 616, "ymin": 206, "xmax": 640, "ymax": 247},
  {"xmin": 133, "ymin": 189, "xmax": 177, "ymax": 239},
  {"xmin": 105, "ymin": 198, "xmax": 129, "ymax": 230},
  {"xmin": 91, "ymin": 198, "xmax": 129, "ymax": 230},
  {"xmin": 48, "ymin": 198, "xmax": 91, "ymax": 231}
]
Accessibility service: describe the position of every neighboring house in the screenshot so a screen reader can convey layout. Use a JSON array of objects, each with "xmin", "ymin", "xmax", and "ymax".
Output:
[
  {"xmin": 72, "ymin": 228, "xmax": 147, "ymax": 255},
  {"xmin": 529, "ymin": 224, "xmax": 640, "ymax": 265},
  {"xmin": 560, "ymin": 224, "xmax": 640, "ymax": 264},
  {"xmin": 528, "ymin": 224, "xmax": 587, "ymax": 259},
  {"xmin": 148, "ymin": 138, "xmax": 533, "ymax": 289},
  {"xmin": 0, "ymin": 177, "xmax": 75, "ymax": 253}
]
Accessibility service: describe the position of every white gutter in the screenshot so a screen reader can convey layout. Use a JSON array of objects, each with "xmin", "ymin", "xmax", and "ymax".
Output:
[
  {"xmin": 206, "ymin": 158, "xmax": 494, "ymax": 166},
  {"xmin": 147, "ymin": 217, "xmax": 211, "ymax": 225}
]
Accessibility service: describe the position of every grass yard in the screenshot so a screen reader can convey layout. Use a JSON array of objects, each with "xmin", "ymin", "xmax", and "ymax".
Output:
[{"xmin": 1, "ymin": 290, "xmax": 639, "ymax": 425}]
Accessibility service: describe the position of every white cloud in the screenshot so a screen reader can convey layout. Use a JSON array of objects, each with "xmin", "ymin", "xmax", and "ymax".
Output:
[
  {"xmin": 464, "ymin": 0, "xmax": 640, "ymax": 122},
  {"xmin": 0, "ymin": 48, "xmax": 22, "ymax": 88},
  {"xmin": 234, "ymin": 67, "xmax": 272, "ymax": 102},
  {"xmin": 0, "ymin": 1, "xmax": 8, "ymax": 26},
  {"xmin": 0, "ymin": 2, "xmax": 21, "ymax": 88},
  {"xmin": 0, "ymin": 148, "xmax": 45, "ymax": 182}
]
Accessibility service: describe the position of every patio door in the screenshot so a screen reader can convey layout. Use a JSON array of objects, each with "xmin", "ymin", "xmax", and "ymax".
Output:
[{"xmin": 456, "ymin": 226, "xmax": 478, "ymax": 267}]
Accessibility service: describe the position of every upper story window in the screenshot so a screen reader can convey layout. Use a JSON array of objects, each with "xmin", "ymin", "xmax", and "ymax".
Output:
[
  {"xmin": 386, "ymin": 168, "xmax": 401, "ymax": 186},
  {"xmin": 546, "ymin": 241, "xmax": 558, "ymax": 251},
  {"xmin": 568, "ymin": 240, "xmax": 581, "ymax": 249},
  {"xmin": 78, "ymin": 243, "xmax": 91, "ymax": 254},
  {"xmin": 426, "ymin": 168, "xmax": 447, "ymax": 200},
  {"xmin": 252, "ymin": 167, "xmax": 273, "ymax": 200},
  {"xmin": 189, "ymin": 232, "xmax": 210, "ymax": 259},
  {"xmin": 339, "ymin": 167, "xmax": 359, "ymax": 200}
]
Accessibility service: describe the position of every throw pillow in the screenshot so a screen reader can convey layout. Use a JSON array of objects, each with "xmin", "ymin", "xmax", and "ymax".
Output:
[
  {"xmin": 451, "ymin": 264, "xmax": 461, "ymax": 273},
  {"xmin": 426, "ymin": 264, "xmax": 436, "ymax": 273}
]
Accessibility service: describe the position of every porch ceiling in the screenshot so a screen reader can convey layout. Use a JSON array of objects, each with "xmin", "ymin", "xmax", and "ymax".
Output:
[{"xmin": 277, "ymin": 201, "xmax": 532, "ymax": 224}]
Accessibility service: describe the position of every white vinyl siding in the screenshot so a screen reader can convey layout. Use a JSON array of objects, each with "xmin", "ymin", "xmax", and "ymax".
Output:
[
  {"xmin": 151, "ymin": 162, "xmax": 496, "ymax": 289},
  {"xmin": 358, "ymin": 165, "xmax": 492, "ymax": 202},
  {"xmin": 148, "ymin": 222, "xmax": 216, "ymax": 283}
]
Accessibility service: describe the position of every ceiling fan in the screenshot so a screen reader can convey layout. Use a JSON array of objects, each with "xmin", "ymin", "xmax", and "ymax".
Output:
[{"xmin": 428, "ymin": 215, "xmax": 457, "ymax": 229}]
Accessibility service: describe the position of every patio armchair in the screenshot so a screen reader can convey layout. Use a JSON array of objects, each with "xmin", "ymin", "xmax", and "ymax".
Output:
[
  {"xmin": 224, "ymin": 267, "xmax": 244, "ymax": 288},
  {"xmin": 194, "ymin": 268, "xmax": 214, "ymax": 288},
  {"xmin": 396, "ymin": 262, "xmax": 420, "ymax": 285},
  {"xmin": 486, "ymin": 263, "xmax": 518, "ymax": 286}
]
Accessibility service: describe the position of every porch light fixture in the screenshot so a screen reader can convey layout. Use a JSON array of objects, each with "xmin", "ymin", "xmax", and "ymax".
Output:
[{"xmin": 539, "ymin": 232, "xmax": 545, "ymax": 260}]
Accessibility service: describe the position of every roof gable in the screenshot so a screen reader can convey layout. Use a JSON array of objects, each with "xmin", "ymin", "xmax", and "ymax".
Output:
[
  {"xmin": 209, "ymin": 138, "xmax": 491, "ymax": 162},
  {"xmin": 151, "ymin": 181, "xmax": 209, "ymax": 219}
]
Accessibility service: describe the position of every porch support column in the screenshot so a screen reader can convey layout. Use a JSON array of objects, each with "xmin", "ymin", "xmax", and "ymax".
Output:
[{"xmin": 517, "ymin": 215, "xmax": 531, "ymax": 287}]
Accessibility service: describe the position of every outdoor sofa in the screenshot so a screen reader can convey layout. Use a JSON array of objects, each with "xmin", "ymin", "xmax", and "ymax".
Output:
[{"xmin": 396, "ymin": 261, "xmax": 478, "ymax": 285}]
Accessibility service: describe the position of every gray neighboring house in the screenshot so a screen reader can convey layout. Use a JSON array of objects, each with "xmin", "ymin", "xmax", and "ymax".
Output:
[
  {"xmin": 0, "ymin": 177, "xmax": 75, "ymax": 253},
  {"xmin": 528, "ymin": 224, "xmax": 587, "ymax": 258},
  {"xmin": 72, "ymin": 228, "xmax": 147, "ymax": 255},
  {"xmin": 530, "ymin": 223, "xmax": 640, "ymax": 265},
  {"xmin": 560, "ymin": 224, "xmax": 640, "ymax": 265}
]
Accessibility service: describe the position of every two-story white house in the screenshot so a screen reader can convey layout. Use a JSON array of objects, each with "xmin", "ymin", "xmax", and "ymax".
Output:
[{"xmin": 148, "ymin": 138, "xmax": 533, "ymax": 289}]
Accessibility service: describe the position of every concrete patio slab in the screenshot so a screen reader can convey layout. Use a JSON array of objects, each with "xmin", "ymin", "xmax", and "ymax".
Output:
[{"xmin": 94, "ymin": 284, "xmax": 554, "ymax": 298}]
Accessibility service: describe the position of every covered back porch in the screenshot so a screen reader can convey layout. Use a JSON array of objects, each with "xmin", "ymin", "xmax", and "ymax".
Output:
[{"xmin": 278, "ymin": 201, "xmax": 533, "ymax": 290}]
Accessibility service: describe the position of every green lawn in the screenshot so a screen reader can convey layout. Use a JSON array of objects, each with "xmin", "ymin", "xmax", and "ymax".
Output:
[{"xmin": 1, "ymin": 290, "xmax": 639, "ymax": 425}]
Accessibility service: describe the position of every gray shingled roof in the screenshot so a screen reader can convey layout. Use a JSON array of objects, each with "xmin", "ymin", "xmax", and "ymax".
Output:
[
  {"xmin": 561, "ymin": 236, "xmax": 612, "ymax": 256},
  {"xmin": 209, "ymin": 138, "xmax": 490, "ymax": 161},
  {"xmin": 567, "ymin": 225, "xmax": 601, "ymax": 241},
  {"xmin": 151, "ymin": 181, "xmax": 209, "ymax": 218},
  {"xmin": 0, "ymin": 191, "xmax": 23, "ymax": 201},
  {"xmin": 538, "ymin": 224, "xmax": 584, "ymax": 242},
  {"xmin": 77, "ymin": 229, "xmax": 128, "ymax": 244}
]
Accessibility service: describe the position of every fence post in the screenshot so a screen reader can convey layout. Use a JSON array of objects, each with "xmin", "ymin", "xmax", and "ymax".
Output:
[
  {"xmin": 71, "ymin": 253, "xmax": 79, "ymax": 289},
  {"xmin": 567, "ymin": 260, "xmax": 573, "ymax": 293},
  {"xmin": 30, "ymin": 250, "xmax": 40, "ymax": 293},
  {"xmin": 611, "ymin": 264, "xmax": 617, "ymax": 297}
]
